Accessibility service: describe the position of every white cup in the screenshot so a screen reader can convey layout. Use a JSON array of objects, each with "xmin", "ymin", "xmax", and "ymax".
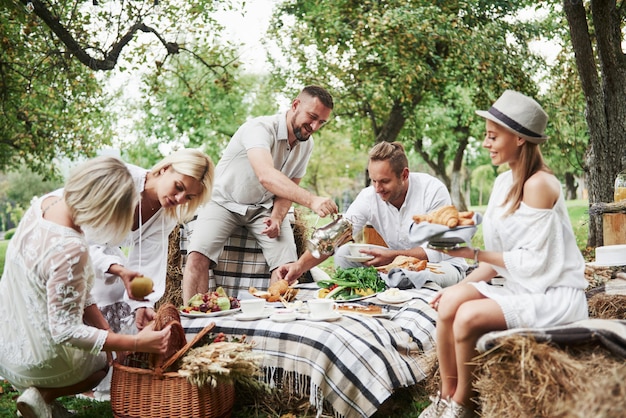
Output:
[
  {"xmin": 308, "ymin": 299, "xmax": 335, "ymax": 318},
  {"xmin": 240, "ymin": 298, "xmax": 266, "ymax": 316}
]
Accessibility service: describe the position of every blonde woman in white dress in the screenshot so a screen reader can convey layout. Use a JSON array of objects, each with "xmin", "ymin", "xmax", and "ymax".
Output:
[{"xmin": 0, "ymin": 157, "xmax": 173, "ymax": 418}]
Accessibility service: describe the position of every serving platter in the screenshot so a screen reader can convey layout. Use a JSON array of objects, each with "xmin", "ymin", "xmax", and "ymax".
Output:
[{"xmin": 321, "ymin": 292, "xmax": 379, "ymax": 302}]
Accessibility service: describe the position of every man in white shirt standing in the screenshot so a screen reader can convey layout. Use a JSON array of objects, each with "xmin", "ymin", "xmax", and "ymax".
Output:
[
  {"xmin": 182, "ymin": 86, "xmax": 338, "ymax": 303},
  {"xmin": 276, "ymin": 141, "xmax": 467, "ymax": 287}
]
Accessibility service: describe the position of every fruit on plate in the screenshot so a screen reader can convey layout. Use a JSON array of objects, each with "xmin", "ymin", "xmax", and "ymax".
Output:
[
  {"xmin": 181, "ymin": 287, "xmax": 240, "ymax": 314},
  {"xmin": 130, "ymin": 276, "xmax": 154, "ymax": 298}
]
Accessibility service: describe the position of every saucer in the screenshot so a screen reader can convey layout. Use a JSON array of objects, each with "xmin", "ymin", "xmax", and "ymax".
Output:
[
  {"xmin": 270, "ymin": 313, "xmax": 298, "ymax": 322},
  {"xmin": 234, "ymin": 308, "xmax": 273, "ymax": 321},
  {"xmin": 306, "ymin": 311, "xmax": 342, "ymax": 322},
  {"xmin": 269, "ymin": 309, "xmax": 298, "ymax": 322}
]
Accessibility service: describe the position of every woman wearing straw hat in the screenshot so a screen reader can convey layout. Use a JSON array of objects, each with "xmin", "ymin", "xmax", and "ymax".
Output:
[{"xmin": 420, "ymin": 90, "xmax": 589, "ymax": 418}]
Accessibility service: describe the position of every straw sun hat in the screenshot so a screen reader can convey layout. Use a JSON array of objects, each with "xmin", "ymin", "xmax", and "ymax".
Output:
[{"xmin": 475, "ymin": 90, "xmax": 548, "ymax": 144}]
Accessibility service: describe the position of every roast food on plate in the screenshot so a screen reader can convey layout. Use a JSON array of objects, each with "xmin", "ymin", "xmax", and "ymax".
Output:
[
  {"xmin": 376, "ymin": 255, "xmax": 427, "ymax": 274},
  {"xmin": 181, "ymin": 286, "xmax": 240, "ymax": 314},
  {"xmin": 249, "ymin": 279, "xmax": 299, "ymax": 302},
  {"xmin": 412, "ymin": 205, "xmax": 475, "ymax": 228}
]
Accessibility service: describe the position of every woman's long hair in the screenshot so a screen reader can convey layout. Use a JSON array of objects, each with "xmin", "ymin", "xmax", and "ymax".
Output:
[{"xmin": 503, "ymin": 141, "xmax": 552, "ymax": 216}]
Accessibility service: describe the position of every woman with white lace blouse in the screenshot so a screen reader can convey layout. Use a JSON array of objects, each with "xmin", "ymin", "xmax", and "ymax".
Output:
[{"xmin": 0, "ymin": 157, "xmax": 173, "ymax": 418}]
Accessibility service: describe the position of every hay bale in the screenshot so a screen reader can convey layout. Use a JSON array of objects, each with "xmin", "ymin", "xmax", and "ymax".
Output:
[
  {"xmin": 473, "ymin": 336, "xmax": 626, "ymax": 418},
  {"xmin": 588, "ymin": 293, "xmax": 626, "ymax": 320},
  {"xmin": 157, "ymin": 225, "xmax": 183, "ymax": 310}
]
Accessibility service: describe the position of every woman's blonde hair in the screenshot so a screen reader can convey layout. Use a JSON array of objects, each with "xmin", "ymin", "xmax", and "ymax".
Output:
[
  {"xmin": 151, "ymin": 148, "xmax": 215, "ymax": 222},
  {"xmin": 64, "ymin": 156, "xmax": 137, "ymax": 244}
]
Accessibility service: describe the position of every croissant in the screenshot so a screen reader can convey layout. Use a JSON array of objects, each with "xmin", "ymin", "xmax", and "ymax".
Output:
[
  {"xmin": 430, "ymin": 205, "xmax": 459, "ymax": 228},
  {"xmin": 412, "ymin": 205, "xmax": 475, "ymax": 228}
]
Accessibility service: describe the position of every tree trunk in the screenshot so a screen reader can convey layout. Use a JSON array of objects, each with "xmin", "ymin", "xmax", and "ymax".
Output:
[
  {"xmin": 564, "ymin": 172, "xmax": 578, "ymax": 200},
  {"xmin": 563, "ymin": 0, "xmax": 626, "ymax": 247}
]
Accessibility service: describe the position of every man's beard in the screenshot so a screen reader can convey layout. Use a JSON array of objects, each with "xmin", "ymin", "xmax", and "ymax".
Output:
[
  {"xmin": 294, "ymin": 126, "xmax": 311, "ymax": 142},
  {"xmin": 291, "ymin": 115, "xmax": 311, "ymax": 142}
]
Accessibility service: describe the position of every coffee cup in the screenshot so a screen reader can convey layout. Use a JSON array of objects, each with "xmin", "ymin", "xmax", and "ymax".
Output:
[
  {"xmin": 240, "ymin": 298, "xmax": 266, "ymax": 316},
  {"xmin": 308, "ymin": 299, "xmax": 335, "ymax": 318}
]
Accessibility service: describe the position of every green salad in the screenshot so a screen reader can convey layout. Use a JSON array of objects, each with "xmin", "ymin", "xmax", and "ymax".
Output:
[{"xmin": 316, "ymin": 267, "xmax": 387, "ymax": 300}]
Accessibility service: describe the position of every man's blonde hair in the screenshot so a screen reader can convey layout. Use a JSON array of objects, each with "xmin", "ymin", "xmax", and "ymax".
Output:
[
  {"xmin": 64, "ymin": 156, "xmax": 137, "ymax": 244},
  {"xmin": 368, "ymin": 141, "xmax": 409, "ymax": 178},
  {"xmin": 151, "ymin": 148, "xmax": 215, "ymax": 222}
]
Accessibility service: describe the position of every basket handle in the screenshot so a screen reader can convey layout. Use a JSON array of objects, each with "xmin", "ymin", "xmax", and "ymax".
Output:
[{"xmin": 158, "ymin": 321, "xmax": 216, "ymax": 372}]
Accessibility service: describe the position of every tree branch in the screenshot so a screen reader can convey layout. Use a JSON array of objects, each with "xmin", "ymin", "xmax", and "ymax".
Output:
[{"xmin": 23, "ymin": 0, "xmax": 181, "ymax": 71}]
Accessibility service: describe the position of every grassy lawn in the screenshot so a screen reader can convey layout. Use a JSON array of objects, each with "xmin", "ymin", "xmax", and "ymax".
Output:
[{"xmin": 0, "ymin": 200, "xmax": 591, "ymax": 417}]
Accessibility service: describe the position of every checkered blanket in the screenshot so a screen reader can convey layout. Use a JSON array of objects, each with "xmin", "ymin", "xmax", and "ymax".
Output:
[
  {"xmin": 180, "ymin": 218, "xmax": 271, "ymax": 298},
  {"xmin": 182, "ymin": 282, "xmax": 440, "ymax": 418}
]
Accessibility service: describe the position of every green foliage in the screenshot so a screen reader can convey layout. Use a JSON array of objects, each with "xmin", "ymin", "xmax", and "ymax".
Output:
[
  {"xmin": 0, "ymin": 167, "xmax": 63, "ymax": 230},
  {"xmin": 0, "ymin": 0, "xmax": 239, "ymax": 176},
  {"xmin": 0, "ymin": 5, "xmax": 115, "ymax": 177},
  {"xmin": 133, "ymin": 64, "xmax": 279, "ymax": 163},
  {"xmin": 268, "ymin": 0, "xmax": 556, "ymax": 209}
]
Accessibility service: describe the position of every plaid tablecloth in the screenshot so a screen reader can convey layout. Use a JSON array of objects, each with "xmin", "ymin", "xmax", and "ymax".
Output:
[
  {"xmin": 180, "ymin": 220, "xmax": 271, "ymax": 299},
  {"xmin": 182, "ymin": 282, "xmax": 440, "ymax": 418}
]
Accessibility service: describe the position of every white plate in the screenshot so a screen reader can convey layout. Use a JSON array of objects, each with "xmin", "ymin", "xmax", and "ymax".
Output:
[
  {"xmin": 377, "ymin": 290, "xmax": 413, "ymax": 304},
  {"xmin": 326, "ymin": 293, "xmax": 379, "ymax": 302},
  {"xmin": 343, "ymin": 254, "xmax": 374, "ymax": 263},
  {"xmin": 305, "ymin": 312, "xmax": 342, "ymax": 322},
  {"xmin": 270, "ymin": 313, "xmax": 298, "ymax": 322},
  {"xmin": 180, "ymin": 308, "xmax": 240, "ymax": 318},
  {"xmin": 234, "ymin": 308, "xmax": 274, "ymax": 321}
]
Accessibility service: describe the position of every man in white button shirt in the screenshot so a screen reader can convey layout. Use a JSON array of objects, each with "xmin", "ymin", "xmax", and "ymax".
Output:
[
  {"xmin": 182, "ymin": 86, "xmax": 338, "ymax": 303},
  {"xmin": 276, "ymin": 141, "xmax": 467, "ymax": 287}
]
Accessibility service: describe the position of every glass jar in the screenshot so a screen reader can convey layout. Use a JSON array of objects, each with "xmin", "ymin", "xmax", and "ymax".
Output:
[{"xmin": 614, "ymin": 156, "xmax": 626, "ymax": 202}]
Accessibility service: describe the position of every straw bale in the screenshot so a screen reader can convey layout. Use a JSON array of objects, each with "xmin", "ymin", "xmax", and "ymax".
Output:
[
  {"xmin": 588, "ymin": 293, "xmax": 626, "ymax": 320},
  {"xmin": 473, "ymin": 335, "xmax": 626, "ymax": 418},
  {"xmin": 157, "ymin": 225, "xmax": 183, "ymax": 310}
]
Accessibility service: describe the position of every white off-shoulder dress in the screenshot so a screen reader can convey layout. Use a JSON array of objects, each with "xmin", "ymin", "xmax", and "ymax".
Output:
[
  {"xmin": 0, "ymin": 193, "xmax": 108, "ymax": 390},
  {"xmin": 471, "ymin": 170, "xmax": 589, "ymax": 328}
]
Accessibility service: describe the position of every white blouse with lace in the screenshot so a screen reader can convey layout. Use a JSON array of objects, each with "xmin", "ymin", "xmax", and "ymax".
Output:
[{"xmin": 0, "ymin": 192, "xmax": 108, "ymax": 389}]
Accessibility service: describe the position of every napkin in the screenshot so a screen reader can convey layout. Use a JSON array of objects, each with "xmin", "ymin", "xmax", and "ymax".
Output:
[{"xmin": 382, "ymin": 268, "xmax": 428, "ymax": 290}]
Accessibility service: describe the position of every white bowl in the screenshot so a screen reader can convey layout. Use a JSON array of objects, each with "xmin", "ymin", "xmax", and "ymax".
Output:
[{"xmin": 346, "ymin": 243, "xmax": 385, "ymax": 258}]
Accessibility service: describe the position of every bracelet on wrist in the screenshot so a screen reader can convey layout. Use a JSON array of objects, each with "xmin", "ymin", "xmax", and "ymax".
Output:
[{"xmin": 473, "ymin": 248, "xmax": 480, "ymax": 265}]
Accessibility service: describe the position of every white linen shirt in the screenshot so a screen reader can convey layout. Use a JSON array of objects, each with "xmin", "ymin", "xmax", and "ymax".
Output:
[
  {"xmin": 212, "ymin": 111, "xmax": 313, "ymax": 215},
  {"xmin": 345, "ymin": 172, "xmax": 468, "ymax": 270}
]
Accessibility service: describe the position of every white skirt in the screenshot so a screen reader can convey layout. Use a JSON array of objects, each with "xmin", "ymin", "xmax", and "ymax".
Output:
[{"xmin": 471, "ymin": 280, "xmax": 588, "ymax": 329}]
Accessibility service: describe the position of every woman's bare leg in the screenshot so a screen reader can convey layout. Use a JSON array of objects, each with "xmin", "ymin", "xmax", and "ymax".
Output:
[{"xmin": 38, "ymin": 366, "xmax": 108, "ymax": 404}]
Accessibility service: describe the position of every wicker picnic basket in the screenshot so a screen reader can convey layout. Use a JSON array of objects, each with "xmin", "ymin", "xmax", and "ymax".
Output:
[{"xmin": 110, "ymin": 304, "xmax": 235, "ymax": 418}]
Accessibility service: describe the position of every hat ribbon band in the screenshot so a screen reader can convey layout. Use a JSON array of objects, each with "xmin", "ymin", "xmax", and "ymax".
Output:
[{"xmin": 488, "ymin": 107, "xmax": 542, "ymax": 138}]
